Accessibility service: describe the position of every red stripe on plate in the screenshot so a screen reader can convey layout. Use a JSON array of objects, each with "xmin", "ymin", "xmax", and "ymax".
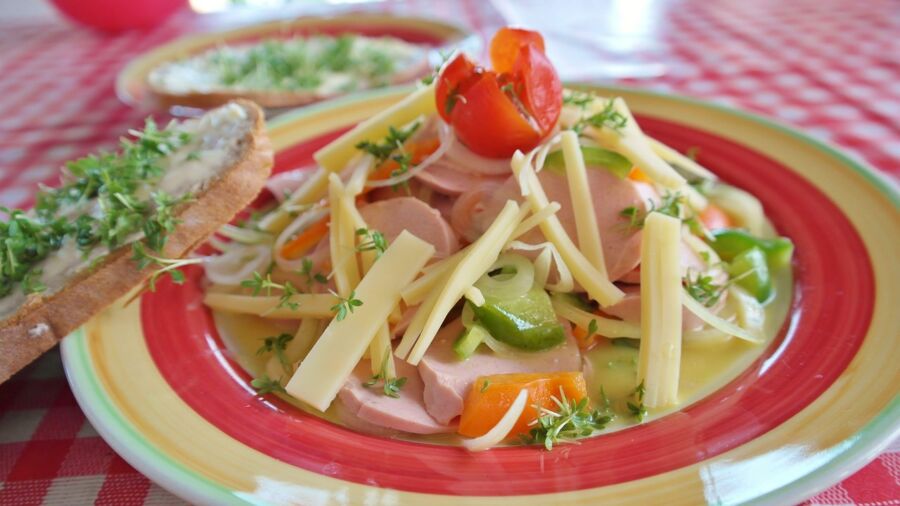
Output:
[{"xmin": 142, "ymin": 117, "xmax": 875, "ymax": 495}]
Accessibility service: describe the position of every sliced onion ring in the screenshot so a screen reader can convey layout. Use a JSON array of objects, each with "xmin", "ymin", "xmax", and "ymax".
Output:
[{"xmin": 474, "ymin": 253, "xmax": 535, "ymax": 300}]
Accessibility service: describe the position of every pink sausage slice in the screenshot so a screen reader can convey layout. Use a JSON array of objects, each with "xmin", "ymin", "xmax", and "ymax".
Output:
[
  {"xmin": 472, "ymin": 168, "xmax": 650, "ymax": 282},
  {"xmin": 360, "ymin": 197, "xmax": 459, "ymax": 259},
  {"xmin": 338, "ymin": 359, "xmax": 455, "ymax": 435},
  {"xmin": 415, "ymin": 161, "xmax": 508, "ymax": 196}
]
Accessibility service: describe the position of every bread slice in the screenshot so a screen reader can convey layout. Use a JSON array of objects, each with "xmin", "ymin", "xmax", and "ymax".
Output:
[
  {"xmin": 0, "ymin": 100, "xmax": 273, "ymax": 383},
  {"xmin": 145, "ymin": 36, "xmax": 430, "ymax": 110}
]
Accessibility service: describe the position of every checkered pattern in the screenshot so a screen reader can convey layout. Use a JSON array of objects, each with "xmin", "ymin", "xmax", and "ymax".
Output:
[{"xmin": 0, "ymin": 0, "xmax": 897, "ymax": 504}]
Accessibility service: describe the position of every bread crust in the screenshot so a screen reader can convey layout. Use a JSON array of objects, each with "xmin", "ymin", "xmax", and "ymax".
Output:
[
  {"xmin": 146, "ymin": 55, "xmax": 430, "ymax": 110},
  {"xmin": 0, "ymin": 99, "xmax": 273, "ymax": 383}
]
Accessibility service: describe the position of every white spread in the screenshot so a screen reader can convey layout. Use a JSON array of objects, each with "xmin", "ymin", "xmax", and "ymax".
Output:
[
  {"xmin": 0, "ymin": 103, "xmax": 251, "ymax": 321},
  {"xmin": 148, "ymin": 35, "xmax": 425, "ymax": 96}
]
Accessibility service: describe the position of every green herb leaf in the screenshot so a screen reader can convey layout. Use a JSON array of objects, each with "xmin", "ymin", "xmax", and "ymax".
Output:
[
  {"xmin": 330, "ymin": 290, "xmax": 363, "ymax": 321},
  {"xmin": 525, "ymin": 388, "xmax": 612, "ymax": 451},
  {"xmin": 251, "ymin": 375, "xmax": 286, "ymax": 395}
]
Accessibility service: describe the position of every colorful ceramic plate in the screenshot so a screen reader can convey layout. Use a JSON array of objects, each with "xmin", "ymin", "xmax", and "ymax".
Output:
[
  {"xmin": 62, "ymin": 86, "xmax": 900, "ymax": 505},
  {"xmin": 115, "ymin": 14, "xmax": 478, "ymax": 113}
]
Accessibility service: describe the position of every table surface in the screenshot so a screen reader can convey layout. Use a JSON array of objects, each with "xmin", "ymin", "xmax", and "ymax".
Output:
[{"xmin": 0, "ymin": 0, "xmax": 897, "ymax": 504}]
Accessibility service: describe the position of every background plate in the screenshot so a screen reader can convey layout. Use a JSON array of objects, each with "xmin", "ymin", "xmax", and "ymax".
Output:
[
  {"xmin": 63, "ymin": 86, "xmax": 900, "ymax": 506},
  {"xmin": 115, "ymin": 13, "xmax": 477, "ymax": 113}
]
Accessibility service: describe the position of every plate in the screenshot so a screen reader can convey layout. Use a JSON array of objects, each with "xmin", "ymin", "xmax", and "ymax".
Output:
[
  {"xmin": 62, "ymin": 86, "xmax": 900, "ymax": 505},
  {"xmin": 115, "ymin": 13, "xmax": 478, "ymax": 112}
]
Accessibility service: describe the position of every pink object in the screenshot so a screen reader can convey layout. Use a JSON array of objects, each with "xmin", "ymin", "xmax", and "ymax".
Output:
[{"xmin": 49, "ymin": 0, "xmax": 185, "ymax": 31}]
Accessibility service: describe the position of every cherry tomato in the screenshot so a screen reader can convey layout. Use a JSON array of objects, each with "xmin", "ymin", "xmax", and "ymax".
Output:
[
  {"xmin": 490, "ymin": 27, "xmax": 545, "ymax": 74},
  {"xmin": 511, "ymin": 43, "xmax": 562, "ymax": 134},
  {"xmin": 434, "ymin": 27, "xmax": 562, "ymax": 158},
  {"xmin": 448, "ymin": 73, "xmax": 542, "ymax": 158},
  {"xmin": 435, "ymin": 54, "xmax": 479, "ymax": 122}
]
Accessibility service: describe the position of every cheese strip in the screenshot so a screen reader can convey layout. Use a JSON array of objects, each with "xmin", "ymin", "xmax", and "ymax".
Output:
[
  {"xmin": 314, "ymin": 83, "xmax": 436, "ymax": 173},
  {"xmin": 202, "ymin": 293, "xmax": 337, "ymax": 319},
  {"xmin": 328, "ymin": 174, "xmax": 360, "ymax": 297},
  {"xmin": 400, "ymin": 246, "xmax": 468, "ymax": 305},
  {"xmin": 340, "ymin": 193, "xmax": 397, "ymax": 378},
  {"xmin": 286, "ymin": 230, "xmax": 435, "ymax": 411},
  {"xmin": 560, "ymin": 131, "xmax": 608, "ymax": 277},
  {"xmin": 550, "ymin": 294, "xmax": 641, "ymax": 339},
  {"xmin": 511, "ymin": 151, "xmax": 624, "ymax": 307},
  {"xmin": 647, "ymin": 137, "xmax": 717, "ymax": 181},
  {"xmin": 285, "ymin": 317, "xmax": 322, "ymax": 365},
  {"xmin": 587, "ymin": 98, "xmax": 686, "ymax": 189},
  {"xmin": 637, "ymin": 212, "xmax": 683, "ymax": 408},
  {"xmin": 510, "ymin": 201, "xmax": 561, "ymax": 240},
  {"xmin": 401, "ymin": 201, "xmax": 563, "ymax": 306},
  {"xmin": 400, "ymin": 200, "xmax": 527, "ymax": 364}
]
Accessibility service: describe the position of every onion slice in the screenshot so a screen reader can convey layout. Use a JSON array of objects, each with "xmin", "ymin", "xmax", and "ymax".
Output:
[
  {"xmin": 462, "ymin": 388, "xmax": 529, "ymax": 452},
  {"xmin": 507, "ymin": 241, "xmax": 573, "ymax": 292},
  {"xmin": 273, "ymin": 207, "xmax": 330, "ymax": 272},
  {"xmin": 474, "ymin": 253, "xmax": 535, "ymax": 300},
  {"xmin": 682, "ymin": 289, "xmax": 763, "ymax": 344},
  {"xmin": 365, "ymin": 122, "xmax": 454, "ymax": 189},
  {"xmin": 205, "ymin": 243, "xmax": 272, "ymax": 286}
]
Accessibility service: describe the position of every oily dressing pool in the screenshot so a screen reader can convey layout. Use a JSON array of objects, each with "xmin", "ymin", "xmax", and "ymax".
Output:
[{"xmin": 213, "ymin": 262, "xmax": 792, "ymax": 443}]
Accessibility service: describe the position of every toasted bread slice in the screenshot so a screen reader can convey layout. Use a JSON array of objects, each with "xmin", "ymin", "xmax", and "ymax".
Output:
[
  {"xmin": 0, "ymin": 100, "xmax": 273, "ymax": 383},
  {"xmin": 145, "ymin": 35, "xmax": 430, "ymax": 110}
]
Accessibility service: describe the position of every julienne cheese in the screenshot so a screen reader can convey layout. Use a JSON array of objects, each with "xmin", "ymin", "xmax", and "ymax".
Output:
[
  {"xmin": 586, "ymin": 98, "xmax": 686, "ymax": 190},
  {"xmin": 259, "ymin": 84, "xmax": 437, "ymax": 235},
  {"xmin": 286, "ymin": 230, "xmax": 434, "ymax": 411},
  {"xmin": 638, "ymin": 212, "xmax": 683, "ymax": 408},
  {"xmin": 397, "ymin": 201, "xmax": 528, "ymax": 364},
  {"xmin": 510, "ymin": 150, "xmax": 625, "ymax": 307},
  {"xmin": 560, "ymin": 131, "xmax": 608, "ymax": 277}
]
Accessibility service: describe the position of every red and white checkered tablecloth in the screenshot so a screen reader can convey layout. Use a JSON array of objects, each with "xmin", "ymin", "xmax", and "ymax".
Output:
[{"xmin": 0, "ymin": 0, "xmax": 897, "ymax": 504}]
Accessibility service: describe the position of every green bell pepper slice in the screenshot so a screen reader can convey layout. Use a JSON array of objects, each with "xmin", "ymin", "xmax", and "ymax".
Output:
[
  {"xmin": 709, "ymin": 228, "xmax": 794, "ymax": 269},
  {"xmin": 471, "ymin": 286, "xmax": 566, "ymax": 351},
  {"xmin": 727, "ymin": 246, "xmax": 773, "ymax": 303},
  {"xmin": 543, "ymin": 146, "xmax": 632, "ymax": 178}
]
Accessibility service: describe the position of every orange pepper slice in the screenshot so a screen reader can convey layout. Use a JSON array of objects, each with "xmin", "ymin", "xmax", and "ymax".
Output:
[
  {"xmin": 628, "ymin": 166, "xmax": 653, "ymax": 183},
  {"xmin": 368, "ymin": 138, "xmax": 441, "ymax": 182},
  {"xmin": 458, "ymin": 372, "xmax": 588, "ymax": 438},
  {"xmin": 279, "ymin": 215, "xmax": 330, "ymax": 260}
]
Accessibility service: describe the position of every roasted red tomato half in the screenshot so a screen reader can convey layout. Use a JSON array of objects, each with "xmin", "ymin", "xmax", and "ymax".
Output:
[{"xmin": 435, "ymin": 28, "xmax": 562, "ymax": 158}]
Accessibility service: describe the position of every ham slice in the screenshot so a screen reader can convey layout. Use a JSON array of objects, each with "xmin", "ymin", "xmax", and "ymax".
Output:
[
  {"xmin": 338, "ymin": 359, "xmax": 454, "ymax": 435},
  {"xmin": 467, "ymin": 168, "xmax": 651, "ymax": 282},
  {"xmin": 417, "ymin": 319, "xmax": 583, "ymax": 425}
]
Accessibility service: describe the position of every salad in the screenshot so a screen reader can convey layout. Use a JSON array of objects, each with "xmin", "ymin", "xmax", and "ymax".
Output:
[{"xmin": 201, "ymin": 27, "xmax": 794, "ymax": 451}]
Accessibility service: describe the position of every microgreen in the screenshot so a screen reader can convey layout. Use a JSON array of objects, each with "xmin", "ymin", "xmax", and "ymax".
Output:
[
  {"xmin": 257, "ymin": 332, "xmax": 294, "ymax": 375},
  {"xmin": 251, "ymin": 375, "xmax": 286, "ymax": 395},
  {"xmin": 355, "ymin": 122, "xmax": 420, "ymax": 165},
  {"xmin": 241, "ymin": 271, "xmax": 301, "ymax": 311},
  {"xmin": 355, "ymin": 228, "xmax": 388, "ymax": 257},
  {"xmin": 330, "ymin": 289, "xmax": 363, "ymax": 321},
  {"xmin": 627, "ymin": 381, "xmax": 648, "ymax": 422},
  {"xmin": 525, "ymin": 387, "xmax": 612, "ymax": 451},
  {"xmin": 363, "ymin": 352, "xmax": 407, "ymax": 398},
  {"xmin": 572, "ymin": 98, "xmax": 628, "ymax": 135},
  {"xmin": 299, "ymin": 258, "xmax": 328, "ymax": 289}
]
